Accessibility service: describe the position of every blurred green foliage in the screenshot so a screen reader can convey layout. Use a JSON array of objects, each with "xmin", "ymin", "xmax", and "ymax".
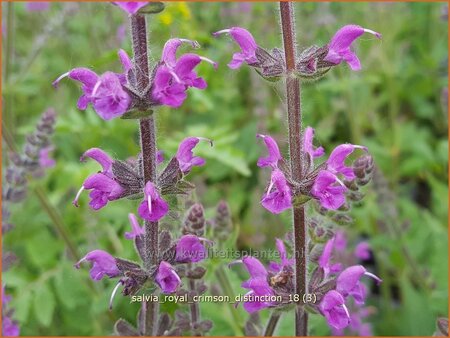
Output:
[{"xmin": 2, "ymin": 2, "xmax": 448, "ymax": 336}]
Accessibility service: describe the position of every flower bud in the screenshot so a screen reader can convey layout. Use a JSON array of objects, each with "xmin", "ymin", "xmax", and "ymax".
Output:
[{"xmin": 183, "ymin": 203, "xmax": 205, "ymax": 236}]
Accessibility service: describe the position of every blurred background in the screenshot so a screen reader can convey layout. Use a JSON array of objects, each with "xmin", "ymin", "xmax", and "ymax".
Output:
[{"xmin": 2, "ymin": 2, "xmax": 448, "ymax": 336}]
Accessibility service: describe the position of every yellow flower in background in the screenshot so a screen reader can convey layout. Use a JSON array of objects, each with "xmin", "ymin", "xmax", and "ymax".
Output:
[{"xmin": 158, "ymin": 2, "xmax": 191, "ymax": 26}]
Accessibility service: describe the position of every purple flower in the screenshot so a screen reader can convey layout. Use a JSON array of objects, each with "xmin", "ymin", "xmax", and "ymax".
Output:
[
  {"xmin": 155, "ymin": 261, "xmax": 181, "ymax": 294},
  {"xmin": 268, "ymin": 238, "xmax": 294, "ymax": 272},
  {"xmin": 73, "ymin": 148, "xmax": 124, "ymax": 210},
  {"xmin": 137, "ymin": 181, "xmax": 169, "ymax": 222},
  {"xmin": 26, "ymin": 2, "xmax": 49, "ymax": 11},
  {"xmin": 175, "ymin": 234, "xmax": 208, "ymax": 263},
  {"xmin": 324, "ymin": 25, "xmax": 382, "ymax": 71},
  {"xmin": 125, "ymin": 213, "xmax": 144, "ymax": 240},
  {"xmin": 311, "ymin": 170, "xmax": 347, "ymax": 210},
  {"xmin": 161, "ymin": 38, "xmax": 200, "ymax": 68},
  {"xmin": 2, "ymin": 316, "xmax": 20, "ymax": 337},
  {"xmin": 176, "ymin": 137, "xmax": 211, "ymax": 174},
  {"xmin": 213, "ymin": 27, "xmax": 258, "ymax": 69},
  {"xmin": 52, "ymin": 53, "xmax": 131, "ymax": 120},
  {"xmin": 318, "ymin": 237, "xmax": 342, "ymax": 277},
  {"xmin": 240, "ymin": 256, "xmax": 275, "ymax": 313},
  {"xmin": 39, "ymin": 146, "xmax": 55, "ymax": 168},
  {"xmin": 91, "ymin": 71, "xmax": 131, "ymax": 120},
  {"xmin": 257, "ymin": 134, "xmax": 282, "ymax": 168},
  {"xmin": 336, "ymin": 265, "xmax": 382, "ymax": 304},
  {"xmin": 152, "ymin": 54, "xmax": 216, "ymax": 108},
  {"xmin": 304, "ymin": 127, "xmax": 325, "ymax": 160},
  {"xmin": 319, "ymin": 290, "xmax": 350, "ymax": 330},
  {"xmin": 327, "ymin": 144, "xmax": 367, "ymax": 180},
  {"xmin": 261, "ymin": 169, "xmax": 292, "ymax": 214},
  {"xmin": 75, "ymin": 249, "xmax": 120, "ymax": 281},
  {"xmin": 112, "ymin": 2, "xmax": 149, "ymax": 14},
  {"xmin": 354, "ymin": 242, "xmax": 371, "ymax": 260}
]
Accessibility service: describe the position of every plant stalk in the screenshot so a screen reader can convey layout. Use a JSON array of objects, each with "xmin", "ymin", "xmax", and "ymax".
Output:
[
  {"xmin": 130, "ymin": 13, "xmax": 159, "ymax": 336},
  {"xmin": 279, "ymin": 2, "xmax": 308, "ymax": 336},
  {"xmin": 264, "ymin": 311, "xmax": 281, "ymax": 336}
]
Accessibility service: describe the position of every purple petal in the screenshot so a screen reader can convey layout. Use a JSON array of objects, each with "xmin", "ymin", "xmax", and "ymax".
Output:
[
  {"xmin": 175, "ymin": 234, "xmax": 207, "ymax": 263},
  {"xmin": 112, "ymin": 2, "xmax": 149, "ymax": 14},
  {"xmin": 176, "ymin": 137, "xmax": 209, "ymax": 174},
  {"xmin": 39, "ymin": 146, "xmax": 55, "ymax": 168},
  {"xmin": 257, "ymin": 134, "xmax": 282, "ymax": 168},
  {"xmin": 261, "ymin": 169, "xmax": 292, "ymax": 214},
  {"xmin": 81, "ymin": 148, "xmax": 113, "ymax": 175},
  {"xmin": 311, "ymin": 170, "xmax": 347, "ymax": 210},
  {"xmin": 162, "ymin": 38, "xmax": 200, "ymax": 67},
  {"xmin": 156, "ymin": 261, "xmax": 181, "ymax": 294},
  {"xmin": 26, "ymin": 2, "xmax": 49, "ymax": 11},
  {"xmin": 327, "ymin": 144, "xmax": 367, "ymax": 180},
  {"xmin": 242, "ymin": 256, "xmax": 268, "ymax": 279},
  {"xmin": 318, "ymin": 237, "xmax": 335, "ymax": 275},
  {"xmin": 92, "ymin": 72, "xmax": 131, "ymax": 120},
  {"xmin": 354, "ymin": 242, "xmax": 371, "ymax": 260},
  {"xmin": 137, "ymin": 181, "xmax": 169, "ymax": 222},
  {"xmin": 75, "ymin": 249, "xmax": 120, "ymax": 281},
  {"xmin": 118, "ymin": 49, "xmax": 132, "ymax": 73},
  {"xmin": 319, "ymin": 290, "xmax": 350, "ymax": 330},
  {"xmin": 213, "ymin": 27, "xmax": 258, "ymax": 68},
  {"xmin": 304, "ymin": 127, "xmax": 325, "ymax": 159},
  {"xmin": 125, "ymin": 213, "xmax": 144, "ymax": 240}
]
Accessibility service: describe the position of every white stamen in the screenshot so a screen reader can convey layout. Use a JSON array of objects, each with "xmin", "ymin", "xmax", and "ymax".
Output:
[
  {"xmin": 363, "ymin": 29, "xmax": 382, "ymax": 39},
  {"xmin": 342, "ymin": 302, "xmax": 350, "ymax": 319},
  {"xmin": 213, "ymin": 29, "xmax": 231, "ymax": 36},
  {"xmin": 52, "ymin": 72, "xmax": 70, "ymax": 88},
  {"xmin": 73, "ymin": 185, "xmax": 85, "ymax": 207},
  {"xmin": 109, "ymin": 281, "xmax": 123, "ymax": 310},
  {"xmin": 147, "ymin": 195, "xmax": 152, "ymax": 214},
  {"xmin": 180, "ymin": 38, "xmax": 200, "ymax": 49},
  {"xmin": 196, "ymin": 137, "xmax": 214, "ymax": 147},
  {"xmin": 266, "ymin": 179, "xmax": 275, "ymax": 196},
  {"xmin": 198, "ymin": 56, "xmax": 218, "ymax": 70},
  {"xmin": 91, "ymin": 80, "xmax": 102, "ymax": 97},
  {"xmin": 168, "ymin": 68, "xmax": 182, "ymax": 83},
  {"xmin": 364, "ymin": 271, "xmax": 382, "ymax": 285},
  {"xmin": 228, "ymin": 259, "xmax": 243, "ymax": 269}
]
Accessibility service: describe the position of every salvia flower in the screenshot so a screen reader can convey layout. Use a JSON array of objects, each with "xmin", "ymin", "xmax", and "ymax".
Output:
[
  {"xmin": 26, "ymin": 2, "xmax": 49, "ymax": 11},
  {"xmin": 213, "ymin": 27, "xmax": 258, "ymax": 69},
  {"xmin": 261, "ymin": 169, "xmax": 292, "ymax": 214},
  {"xmin": 152, "ymin": 40, "xmax": 217, "ymax": 108},
  {"xmin": 327, "ymin": 144, "xmax": 367, "ymax": 180},
  {"xmin": 75, "ymin": 249, "xmax": 121, "ymax": 281},
  {"xmin": 319, "ymin": 290, "xmax": 351, "ymax": 330},
  {"xmin": 125, "ymin": 213, "xmax": 144, "ymax": 240},
  {"xmin": 73, "ymin": 148, "xmax": 125, "ymax": 210},
  {"xmin": 176, "ymin": 137, "xmax": 211, "ymax": 174},
  {"xmin": 256, "ymin": 134, "xmax": 282, "ymax": 168},
  {"xmin": 336, "ymin": 265, "xmax": 382, "ymax": 304},
  {"xmin": 137, "ymin": 181, "xmax": 169, "ymax": 222},
  {"xmin": 304, "ymin": 127, "xmax": 325, "ymax": 160},
  {"xmin": 311, "ymin": 170, "xmax": 347, "ymax": 210},
  {"xmin": 324, "ymin": 25, "xmax": 382, "ymax": 71},
  {"xmin": 238, "ymin": 239, "xmax": 294, "ymax": 313},
  {"xmin": 156, "ymin": 261, "xmax": 181, "ymax": 294},
  {"xmin": 175, "ymin": 234, "xmax": 208, "ymax": 263},
  {"xmin": 52, "ymin": 51, "xmax": 132, "ymax": 120},
  {"xmin": 318, "ymin": 237, "xmax": 342, "ymax": 277},
  {"xmin": 112, "ymin": 2, "xmax": 149, "ymax": 14}
]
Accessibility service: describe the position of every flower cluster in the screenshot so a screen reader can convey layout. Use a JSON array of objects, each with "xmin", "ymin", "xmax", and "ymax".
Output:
[
  {"xmin": 53, "ymin": 39, "xmax": 216, "ymax": 120},
  {"xmin": 256, "ymin": 128, "xmax": 368, "ymax": 214},
  {"xmin": 313, "ymin": 236, "xmax": 381, "ymax": 331},
  {"xmin": 213, "ymin": 25, "xmax": 381, "ymax": 79},
  {"xmin": 2, "ymin": 287, "xmax": 19, "ymax": 337}
]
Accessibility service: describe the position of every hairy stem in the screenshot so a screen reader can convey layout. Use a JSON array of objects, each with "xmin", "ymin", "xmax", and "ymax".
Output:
[
  {"xmin": 264, "ymin": 311, "xmax": 281, "ymax": 337},
  {"xmin": 279, "ymin": 2, "xmax": 308, "ymax": 336},
  {"xmin": 187, "ymin": 263, "xmax": 200, "ymax": 336},
  {"xmin": 130, "ymin": 13, "xmax": 158, "ymax": 336}
]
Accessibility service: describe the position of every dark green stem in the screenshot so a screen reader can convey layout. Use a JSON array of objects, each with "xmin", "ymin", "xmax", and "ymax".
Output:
[
  {"xmin": 264, "ymin": 311, "xmax": 281, "ymax": 336},
  {"xmin": 279, "ymin": 2, "xmax": 308, "ymax": 336}
]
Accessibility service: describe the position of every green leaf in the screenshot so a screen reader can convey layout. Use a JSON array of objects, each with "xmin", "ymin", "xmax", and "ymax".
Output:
[{"xmin": 33, "ymin": 282, "xmax": 56, "ymax": 327}]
